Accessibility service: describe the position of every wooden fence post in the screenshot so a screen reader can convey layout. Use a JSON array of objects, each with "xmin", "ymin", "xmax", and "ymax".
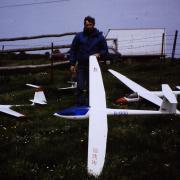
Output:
[
  {"xmin": 51, "ymin": 42, "xmax": 54, "ymax": 82},
  {"xmin": 159, "ymin": 32, "xmax": 165, "ymax": 83},
  {"xmin": 114, "ymin": 39, "xmax": 118, "ymax": 52},
  {"xmin": 171, "ymin": 30, "xmax": 178, "ymax": 60},
  {"xmin": 161, "ymin": 33, "xmax": 165, "ymax": 59}
]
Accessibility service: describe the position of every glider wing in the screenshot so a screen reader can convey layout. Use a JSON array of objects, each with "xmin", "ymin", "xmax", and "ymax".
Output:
[
  {"xmin": 87, "ymin": 56, "xmax": 108, "ymax": 177},
  {"xmin": 108, "ymin": 69, "xmax": 162, "ymax": 106}
]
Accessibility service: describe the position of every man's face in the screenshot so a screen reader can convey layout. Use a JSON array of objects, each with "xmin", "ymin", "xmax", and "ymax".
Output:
[{"xmin": 84, "ymin": 20, "xmax": 94, "ymax": 31}]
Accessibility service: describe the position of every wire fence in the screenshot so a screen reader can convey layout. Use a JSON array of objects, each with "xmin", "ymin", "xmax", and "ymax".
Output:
[
  {"xmin": 106, "ymin": 31, "xmax": 180, "ymax": 58},
  {"xmin": 0, "ymin": 31, "xmax": 180, "ymax": 58}
]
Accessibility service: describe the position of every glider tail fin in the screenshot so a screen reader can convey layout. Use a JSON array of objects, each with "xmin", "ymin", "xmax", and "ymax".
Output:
[
  {"xmin": 160, "ymin": 84, "xmax": 177, "ymax": 113},
  {"xmin": 26, "ymin": 84, "xmax": 47, "ymax": 105},
  {"xmin": 31, "ymin": 87, "xmax": 47, "ymax": 105}
]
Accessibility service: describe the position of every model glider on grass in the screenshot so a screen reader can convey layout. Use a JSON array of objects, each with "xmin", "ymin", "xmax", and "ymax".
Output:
[
  {"xmin": 0, "ymin": 84, "xmax": 47, "ymax": 118},
  {"xmin": 108, "ymin": 70, "xmax": 180, "ymax": 110},
  {"xmin": 113, "ymin": 83, "xmax": 180, "ymax": 105},
  {"xmin": 54, "ymin": 56, "xmax": 180, "ymax": 177}
]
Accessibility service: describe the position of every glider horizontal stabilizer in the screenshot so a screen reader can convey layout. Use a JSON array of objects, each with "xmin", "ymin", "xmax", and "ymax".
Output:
[{"xmin": 160, "ymin": 84, "xmax": 177, "ymax": 113}]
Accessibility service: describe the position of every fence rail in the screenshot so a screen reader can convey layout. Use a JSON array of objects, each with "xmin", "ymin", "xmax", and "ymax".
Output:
[
  {"xmin": 0, "ymin": 44, "xmax": 71, "ymax": 53},
  {"xmin": 0, "ymin": 32, "xmax": 77, "ymax": 42},
  {"xmin": 0, "ymin": 61, "xmax": 69, "ymax": 75}
]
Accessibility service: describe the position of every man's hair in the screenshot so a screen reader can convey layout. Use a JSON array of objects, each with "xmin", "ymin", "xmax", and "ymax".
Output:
[{"xmin": 84, "ymin": 16, "xmax": 95, "ymax": 25}]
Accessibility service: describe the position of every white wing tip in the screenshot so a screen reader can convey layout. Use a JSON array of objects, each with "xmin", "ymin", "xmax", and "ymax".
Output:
[
  {"xmin": 87, "ymin": 168, "xmax": 102, "ymax": 178},
  {"xmin": 26, "ymin": 84, "xmax": 41, "ymax": 88}
]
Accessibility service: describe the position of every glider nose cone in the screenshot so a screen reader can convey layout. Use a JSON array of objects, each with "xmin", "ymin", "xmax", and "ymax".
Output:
[
  {"xmin": 116, "ymin": 97, "xmax": 128, "ymax": 105},
  {"xmin": 54, "ymin": 106, "xmax": 90, "ymax": 119}
]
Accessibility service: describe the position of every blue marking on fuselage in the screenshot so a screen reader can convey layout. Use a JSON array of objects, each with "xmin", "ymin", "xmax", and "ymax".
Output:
[{"xmin": 57, "ymin": 106, "xmax": 89, "ymax": 116}]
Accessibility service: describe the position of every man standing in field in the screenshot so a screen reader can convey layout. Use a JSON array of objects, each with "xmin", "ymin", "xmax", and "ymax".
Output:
[{"xmin": 69, "ymin": 16, "xmax": 108, "ymax": 106}]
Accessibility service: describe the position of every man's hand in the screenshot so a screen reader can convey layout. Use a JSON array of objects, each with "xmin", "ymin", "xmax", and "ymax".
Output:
[
  {"xmin": 93, "ymin": 53, "xmax": 100, "ymax": 58},
  {"xmin": 70, "ymin": 65, "xmax": 76, "ymax": 73}
]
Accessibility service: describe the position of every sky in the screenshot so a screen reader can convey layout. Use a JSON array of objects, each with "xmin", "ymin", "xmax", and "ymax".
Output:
[{"xmin": 0, "ymin": 0, "xmax": 180, "ymax": 56}]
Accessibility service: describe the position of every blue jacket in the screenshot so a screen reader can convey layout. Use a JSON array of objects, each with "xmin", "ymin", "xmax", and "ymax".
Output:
[{"xmin": 70, "ymin": 28, "xmax": 108, "ymax": 66}]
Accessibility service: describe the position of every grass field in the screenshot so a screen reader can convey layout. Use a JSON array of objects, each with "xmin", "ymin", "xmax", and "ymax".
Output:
[{"xmin": 0, "ymin": 58, "xmax": 180, "ymax": 179}]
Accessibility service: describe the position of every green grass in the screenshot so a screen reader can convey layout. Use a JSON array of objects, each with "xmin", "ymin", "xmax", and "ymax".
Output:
[{"xmin": 1, "ymin": 58, "xmax": 180, "ymax": 179}]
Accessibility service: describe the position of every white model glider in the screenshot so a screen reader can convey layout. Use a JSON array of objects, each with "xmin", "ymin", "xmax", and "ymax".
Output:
[
  {"xmin": 108, "ymin": 69, "xmax": 180, "ymax": 112},
  {"xmin": 54, "ymin": 56, "xmax": 180, "ymax": 177},
  {"xmin": 114, "ymin": 84, "xmax": 180, "ymax": 105},
  {"xmin": 108, "ymin": 69, "xmax": 163, "ymax": 107},
  {"xmin": 0, "ymin": 84, "xmax": 47, "ymax": 118}
]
